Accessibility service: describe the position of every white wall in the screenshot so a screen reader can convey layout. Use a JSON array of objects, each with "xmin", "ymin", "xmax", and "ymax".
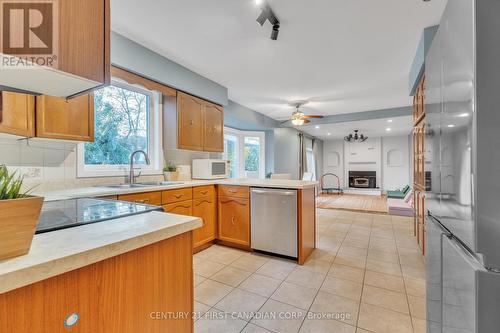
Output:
[
  {"xmin": 344, "ymin": 138, "xmax": 382, "ymax": 188},
  {"xmin": 322, "ymin": 135, "xmax": 410, "ymax": 191},
  {"xmin": 323, "ymin": 140, "xmax": 344, "ymax": 187},
  {"xmin": 382, "ymin": 136, "xmax": 410, "ymax": 190}
]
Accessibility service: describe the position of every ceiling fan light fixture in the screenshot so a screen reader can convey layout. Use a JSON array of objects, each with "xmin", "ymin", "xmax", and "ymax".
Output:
[{"xmin": 292, "ymin": 118, "xmax": 304, "ymax": 126}]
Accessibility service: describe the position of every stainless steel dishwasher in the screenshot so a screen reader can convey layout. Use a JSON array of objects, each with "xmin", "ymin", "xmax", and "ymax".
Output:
[{"xmin": 250, "ymin": 188, "xmax": 297, "ymax": 258}]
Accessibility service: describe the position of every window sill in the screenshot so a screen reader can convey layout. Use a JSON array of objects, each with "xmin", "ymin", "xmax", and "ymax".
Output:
[{"xmin": 77, "ymin": 168, "xmax": 163, "ymax": 179}]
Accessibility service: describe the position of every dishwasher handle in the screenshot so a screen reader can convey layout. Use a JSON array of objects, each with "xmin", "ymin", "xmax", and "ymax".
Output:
[{"xmin": 251, "ymin": 189, "xmax": 296, "ymax": 196}]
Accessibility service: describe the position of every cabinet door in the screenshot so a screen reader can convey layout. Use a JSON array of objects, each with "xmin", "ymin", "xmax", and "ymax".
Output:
[
  {"xmin": 164, "ymin": 200, "xmax": 193, "ymax": 216},
  {"xmin": 36, "ymin": 94, "xmax": 94, "ymax": 141},
  {"xmin": 192, "ymin": 197, "xmax": 217, "ymax": 248},
  {"xmin": 58, "ymin": 0, "xmax": 110, "ymax": 83},
  {"xmin": 177, "ymin": 92, "xmax": 203, "ymax": 151},
  {"xmin": 203, "ymin": 104, "xmax": 223, "ymax": 152},
  {"xmin": 218, "ymin": 196, "xmax": 250, "ymax": 246},
  {"xmin": 0, "ymin": 92, "xmax": 35, "ymax": 137}
]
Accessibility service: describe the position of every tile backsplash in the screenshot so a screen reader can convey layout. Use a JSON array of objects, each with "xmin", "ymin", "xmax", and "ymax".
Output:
[{"xmin": 0, "ymin": 137, "xmax": 222, "ymax": 192}]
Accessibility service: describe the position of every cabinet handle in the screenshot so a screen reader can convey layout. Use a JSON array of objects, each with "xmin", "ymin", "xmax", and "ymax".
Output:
[
  {"xmin": 228, "ymin": 189, "xmax": 237, "ymax": 193},
  {"xmin": 220, "ymin": 199, "xmax": 247, "ymax": 206},
  {"xmin": 231, "ymin": 216, "xmax": 236, "ymax": 225},
  {"xmin": 190, "ymin": 120, "xmax": 194, "ymax": 125},
  {"xmin": 194, "ymin": 199, "xmax": 212, "ymax": 206},
  {"xmin": 174, "ymin": 194, "xmax": 183, "ymax": 199},
  {"xmin": 200, "ymin": 190, "xmax": 208, "ymax": 195},
  {"xmin": 135, "ymin": 199, "xmax": 149, "ymax": 204},
  {"xmin": 170, "ymin": 204, "xmax": 191, "ymax": 210}
]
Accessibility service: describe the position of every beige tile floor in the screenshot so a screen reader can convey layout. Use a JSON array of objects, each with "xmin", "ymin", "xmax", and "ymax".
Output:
[{"xmin": 194, "ymin": 208, "xmax": 426, "ymax": 333}]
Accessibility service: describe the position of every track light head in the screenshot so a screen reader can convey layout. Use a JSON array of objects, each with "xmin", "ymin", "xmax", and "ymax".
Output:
[
  {"xmin": 256, "ymin": 10, "xmax": 267, "ymax": 26},
  {"xmin": 271, "ymin": 23, "xmax": 280, "ymax": 40}
]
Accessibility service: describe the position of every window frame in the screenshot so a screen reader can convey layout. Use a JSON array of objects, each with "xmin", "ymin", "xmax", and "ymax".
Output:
[
  {"xmin": 76, "ymin": 79, "xmax": 163, "ymax": 178},
  {"xmin": 223, "ymin": 127, "xmax": 266, "ymax": 179}
]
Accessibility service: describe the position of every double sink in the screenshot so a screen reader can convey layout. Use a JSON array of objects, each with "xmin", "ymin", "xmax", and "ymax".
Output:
[{"xmin": 100, "ymin": 181, "xmax": 184, "ymax": 189}]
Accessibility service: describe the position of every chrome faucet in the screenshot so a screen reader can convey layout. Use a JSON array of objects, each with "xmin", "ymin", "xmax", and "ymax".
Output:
[{"xmin": 128, "ymin": 150, "xmax": 150, "ymax": 184}]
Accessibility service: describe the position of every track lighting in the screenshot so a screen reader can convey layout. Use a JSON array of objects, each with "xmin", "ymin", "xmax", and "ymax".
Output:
[{"xmin": 255, "ymin": 1, "xmax": 280, "ymax": 40}]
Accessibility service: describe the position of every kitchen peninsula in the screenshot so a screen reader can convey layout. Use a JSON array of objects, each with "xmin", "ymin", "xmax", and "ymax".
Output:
[
  {"xmin": 35, "ymin": 178, "xmax": 318, "ymax": 264},
  {"xmin": 0, "ymin": 211, "xmax": 202, "ymax": 332}
]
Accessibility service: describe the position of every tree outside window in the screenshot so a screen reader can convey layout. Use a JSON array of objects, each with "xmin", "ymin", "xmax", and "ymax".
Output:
[{"xmin": 84, "ymin": 84, "xmax": 149, "ymax": 165}]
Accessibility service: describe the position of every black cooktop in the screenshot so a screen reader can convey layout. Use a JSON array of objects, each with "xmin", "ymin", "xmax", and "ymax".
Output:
[{"xmin": 36, "ymin": 198, "xmax": 163, "ymax": 234}]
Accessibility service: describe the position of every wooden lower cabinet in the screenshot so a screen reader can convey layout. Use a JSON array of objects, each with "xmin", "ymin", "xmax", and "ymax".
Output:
[
  {"xmin": 414, "ymin": 189, "xmax": 426, "ymax": 254},
  {"xmin": 0, "ymin": 232, "xmax": 193, "ymax": 333},
  {"xmin": 218, "ymin": 196, "xmax": 250, "ymax": 247},
  {"xmin": 192, "ymin": 196, "xmax": 217, "ymax": 248},
  {"xmin": 163, "ymin": 200, "xmax": 193, "ymax": 215},
  {"xmin": 118, "ymin": 191, "xmax": 162, "ymax": 206}
]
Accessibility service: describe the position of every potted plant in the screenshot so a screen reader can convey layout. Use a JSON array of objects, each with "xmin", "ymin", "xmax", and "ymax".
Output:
[
  {"xmin": 0, "ymin": 165, "xmax": 43, "ymax": 260},
  {"xmin": 163, "ymin": 162, "xmax": 178, "ymax": 181}
]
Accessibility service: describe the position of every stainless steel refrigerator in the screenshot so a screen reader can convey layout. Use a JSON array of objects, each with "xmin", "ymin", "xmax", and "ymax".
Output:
[{"xmin": 425, "ymin": 0, "xmax": 500, "ymax": 332}]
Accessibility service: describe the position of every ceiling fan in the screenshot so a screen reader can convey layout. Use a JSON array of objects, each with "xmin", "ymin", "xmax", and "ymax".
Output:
[{"xmin": 283, "ymin": 101, "xmax": 324, "ymax": 126}]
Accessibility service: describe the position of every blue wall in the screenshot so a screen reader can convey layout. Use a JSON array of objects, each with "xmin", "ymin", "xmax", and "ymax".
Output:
[
  {"xmin": 111, "ymin": 32, "xmax": 228, "ymax": 106},
  {"xmin": 224, "ymin": 100, "xmax": 281, "ymax": 175},
  {"xmin": 409, "ymin": 25, "xmax": 439, "ymax": 96}
]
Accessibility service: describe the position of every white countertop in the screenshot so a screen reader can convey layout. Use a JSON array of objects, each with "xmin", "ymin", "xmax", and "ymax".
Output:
[
  {"xmin": 0, "ymin": 211, "xmax": 202, "ymax": 294},
  {"xmin": 36, "ymin": 179, "xmax": 319, "ymax": 201}
]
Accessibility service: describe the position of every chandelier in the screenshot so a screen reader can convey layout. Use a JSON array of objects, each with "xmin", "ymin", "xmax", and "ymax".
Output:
[{"xmin": 344, "ymin": 130, "xmax": 368, "ymax": 143}]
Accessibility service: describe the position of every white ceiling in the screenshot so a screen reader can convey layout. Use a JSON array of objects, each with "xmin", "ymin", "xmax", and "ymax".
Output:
[
  {"xmin": 301, "ymin": 116, "xmax": 413, "ymax": 140},
  {"xmin": 111, "ymin": 0, "xmax": 446, "ymax": 121}
]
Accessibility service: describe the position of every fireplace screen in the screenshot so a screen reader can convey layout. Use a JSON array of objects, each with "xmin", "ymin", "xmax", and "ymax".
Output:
[{"xmin": 349, "ymin": 171, "xmax": 376, "ymax": 188}]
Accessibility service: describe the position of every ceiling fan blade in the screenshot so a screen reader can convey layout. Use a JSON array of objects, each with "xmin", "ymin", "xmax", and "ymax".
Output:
[
  {"xmin": 302, "ymin": 115, "xmax": 324, "ymax": 119},
  {"xmin": 303, "ymin": 119, "xmax": 311, "ymax": 124},
  {"xmin": 281, "ymin": 120, "xmax": 291, "ymax": 124}
]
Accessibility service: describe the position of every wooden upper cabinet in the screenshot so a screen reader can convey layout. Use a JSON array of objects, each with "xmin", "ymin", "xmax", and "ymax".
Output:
[
  {"xmin": 58, "ymin": 0, "xmax": 110, "ymax": 84},
  {"xmin": 177, "ymin": 92, "xmax": 204, "ymax": 151},
  {"xmin": 36, "ymin": 94, "xmax": 94, "ymax": 141},
  {"xmin": 165, "ymin": 91, "xmax": 224, "ymax": 152},
  {"xmin": 204, "ymin": 103, "xmax": 224, "ymax": 152},
  {"xmin": 0, "ymin": 92, "xmax": 35, "ymax": 137}
]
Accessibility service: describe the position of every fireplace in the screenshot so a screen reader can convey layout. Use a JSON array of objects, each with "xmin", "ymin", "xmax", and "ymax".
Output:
[{"xmin": 349, "ymin": 171, "xmax": 377, "ymax": 189}]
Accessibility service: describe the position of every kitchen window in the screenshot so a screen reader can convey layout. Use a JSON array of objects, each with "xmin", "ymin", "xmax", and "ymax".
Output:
[
  {"xmin": 77, "ymin": 80, "xmax": 162, "ymax": 177},
  {"xmin": 223, "ymin": 127, "xmax": 265, "ymax": 179}
]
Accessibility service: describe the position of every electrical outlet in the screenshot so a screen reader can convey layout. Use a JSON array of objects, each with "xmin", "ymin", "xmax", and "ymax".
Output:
[{"xmin": 23, "ymin": 167, "xmax": 42, "ymax": 178}]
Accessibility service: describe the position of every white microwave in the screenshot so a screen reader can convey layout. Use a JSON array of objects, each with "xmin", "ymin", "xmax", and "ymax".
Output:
[{"xmin": 192, "ymin": 159, "xmax": 230, "ymax": 179}]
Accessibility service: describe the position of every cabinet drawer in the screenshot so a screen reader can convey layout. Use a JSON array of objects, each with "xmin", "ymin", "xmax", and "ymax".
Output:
[
  {"xmin": 193, "ymin": 185, "xmax": 216, "ymax": 199},
  {"xmin": 162, "ymin": 187, "xmax": 193, "ymax": 204},
  {"xmin": 163, "ymin": 200, "xmax": 193, "ymax": 216},
  {"xmin": 118, "ymin": 192, "xmax": 161, "ymax": 205},
  {"xmin": 218, "ymin": 185, "xmax": 249, "ymax": 198}
]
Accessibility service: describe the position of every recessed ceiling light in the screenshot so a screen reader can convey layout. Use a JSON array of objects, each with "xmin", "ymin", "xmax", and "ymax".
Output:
[
  {"xmin": 327, "ymin": 133, "xmax": 331, "ymax": 136},
  {"xmin": 447, "ymin": 124, "xmax": 455, "ymax": 128},
  {"xmin": 457, "ymin": 113, "xmax": 469, "ymax": 117},
  {"xmin": 315, "ymin": 125, "xmax": 320, "ymax": 129},
  {"xmin": 255, "ymin": 0, "xmax": 263, "ymax": 5},
  {"xmin": 387, "ymin": 119, "xmax": 393, "ymax": 123},
  {"xmin": 386, "ymin": 128, "xmax": 392, "ymax": 131}
]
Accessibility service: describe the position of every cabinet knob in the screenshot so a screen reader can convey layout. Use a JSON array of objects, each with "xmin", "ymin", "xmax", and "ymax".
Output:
[
  {"xmin": 231, "ymin": 216, "xmax": 236, "ymax": 225},
  {"xmin": 190, "ymin": 120, "xmax": 194, "ymax": 125}
]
